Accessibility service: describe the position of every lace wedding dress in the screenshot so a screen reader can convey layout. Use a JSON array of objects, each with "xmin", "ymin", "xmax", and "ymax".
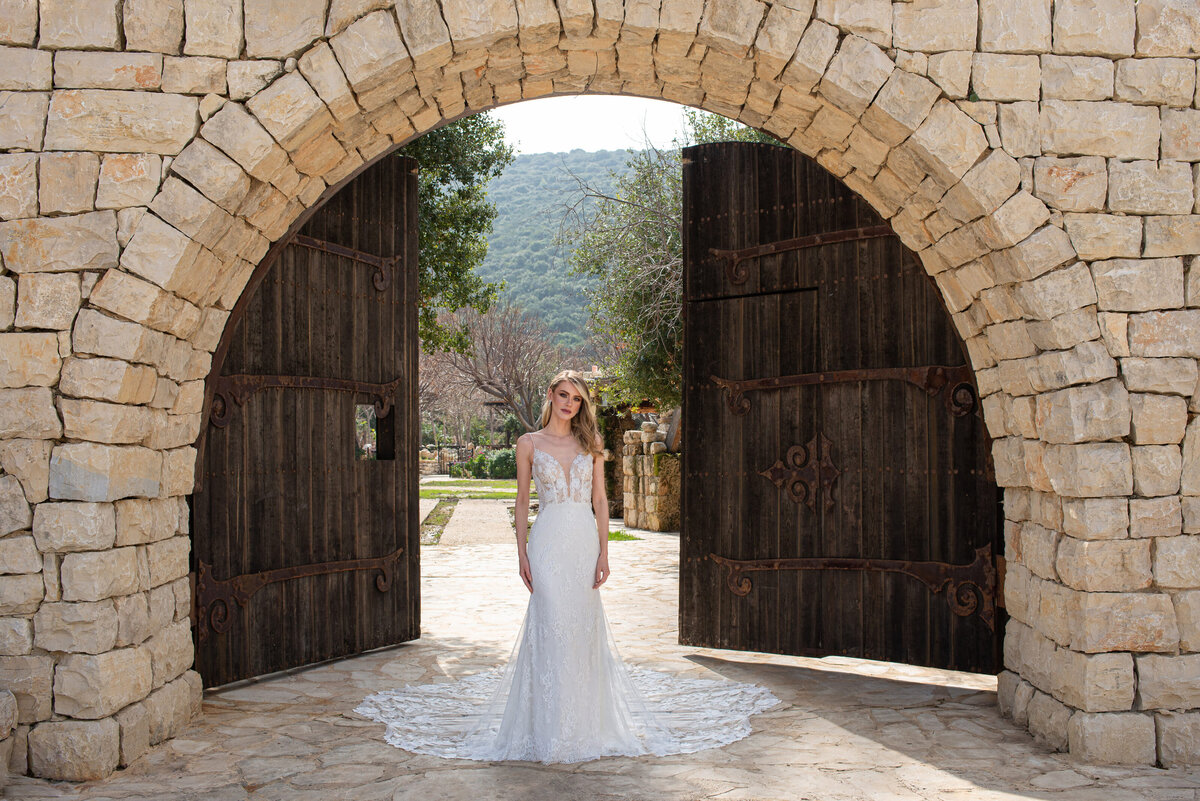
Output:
[{"xmin": 354, "ymin": 446, "xmax": 779, "ymax": 763}]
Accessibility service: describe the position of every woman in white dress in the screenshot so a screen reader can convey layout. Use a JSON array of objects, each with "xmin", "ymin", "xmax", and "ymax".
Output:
[{"xmin": 355, "ymin": 370, "xmax": 778, "ymax": 763}]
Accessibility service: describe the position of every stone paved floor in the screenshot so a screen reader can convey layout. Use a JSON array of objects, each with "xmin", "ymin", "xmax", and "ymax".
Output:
[
  {"xmin": 9, "ymin": 530, "xmax": 1200, "ymax": 800},
  {"xmin": 438, "ymin": 499, "xmax": 513, "ymax": 545}
]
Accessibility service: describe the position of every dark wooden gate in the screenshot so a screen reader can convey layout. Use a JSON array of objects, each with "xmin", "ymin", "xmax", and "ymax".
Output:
[
  {"xmin": 679, "ymin": 142, "xmax": 1001, "ymax": 673},
  {"xmin": 190, "ymin": 155, "xmax": 420, "ymax": 687}
]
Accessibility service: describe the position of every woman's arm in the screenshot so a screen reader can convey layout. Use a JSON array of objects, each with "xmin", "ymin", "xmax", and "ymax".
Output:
[
  {"xmin": 514, "ymin": 434, "xmax": 534, "ymax": 593},
  {"xmin": 592, "ymin": 434, "xmax": 610, "ymax": 589}
]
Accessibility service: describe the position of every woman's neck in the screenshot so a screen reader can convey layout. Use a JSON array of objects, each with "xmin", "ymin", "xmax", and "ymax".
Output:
[{"xmin": 543, "ymin": 420, "xmax": 573, "ymax": 438}]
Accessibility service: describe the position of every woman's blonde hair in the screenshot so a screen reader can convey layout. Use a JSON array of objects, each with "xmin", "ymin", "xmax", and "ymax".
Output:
[{"xmin": 539, "ymin": 370, "xmax": 603, "ymax": 458}]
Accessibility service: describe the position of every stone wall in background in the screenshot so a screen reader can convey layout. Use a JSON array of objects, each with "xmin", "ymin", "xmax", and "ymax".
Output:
[
  {"xmin": 621, "ymin": 423, "xmax": 680, "ymax": 532},
  {"xmin": 0, "ymin": 0, "xmax": 1198, "ymax": 779}
]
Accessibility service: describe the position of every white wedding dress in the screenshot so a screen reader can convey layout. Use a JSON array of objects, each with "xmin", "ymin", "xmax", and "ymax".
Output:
[{"xmin": 354, "ymin": 446, "xmax": 779, "ymax": 763}]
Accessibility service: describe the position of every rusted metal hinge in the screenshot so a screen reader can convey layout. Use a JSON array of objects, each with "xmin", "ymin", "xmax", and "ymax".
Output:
[{"xmin": 710, "ymin": 224, "xmax": 894, "ymax": 285}]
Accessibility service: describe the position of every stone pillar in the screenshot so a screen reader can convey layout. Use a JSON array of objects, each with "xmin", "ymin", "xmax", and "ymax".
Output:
[{"xmin": 621, "ymin": 422, "xmax": 680, "ymax": 532}]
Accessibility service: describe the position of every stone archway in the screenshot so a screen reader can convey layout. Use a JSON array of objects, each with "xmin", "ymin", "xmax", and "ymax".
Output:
[{"xmin": 2, "ymin": 0, "xmax": 1199, "ymax": 780}]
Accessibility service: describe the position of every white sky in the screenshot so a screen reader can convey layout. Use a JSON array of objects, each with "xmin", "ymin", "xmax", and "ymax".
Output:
[{"xmin": 489, "ymin": 96, "xmax": 690, "ymax": 155}]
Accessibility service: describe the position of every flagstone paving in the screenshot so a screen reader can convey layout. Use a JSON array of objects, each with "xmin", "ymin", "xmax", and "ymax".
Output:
[
  {"xmin": 437, "ymin": 499, "xmax": 514, "ymax": 545},
  {"xmin": 8, "ymin": 529, "xmax": 1200, "ymax": 800}
]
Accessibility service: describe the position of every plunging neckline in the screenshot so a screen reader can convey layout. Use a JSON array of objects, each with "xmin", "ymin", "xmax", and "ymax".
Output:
[{"xmin": 532, "ymin": 443, "xmax": 588, "ymax": 497}]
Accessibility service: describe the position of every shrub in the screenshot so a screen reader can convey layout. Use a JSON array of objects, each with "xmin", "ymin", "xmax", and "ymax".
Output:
[{"xmin": 488, "ymin": 448, "xmax": 517, "ymax": 479}]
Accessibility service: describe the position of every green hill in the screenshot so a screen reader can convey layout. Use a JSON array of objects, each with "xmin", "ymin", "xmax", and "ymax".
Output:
[{"xmin": 479, "ymin": 149, "xmax": 631, "ymax": 348}]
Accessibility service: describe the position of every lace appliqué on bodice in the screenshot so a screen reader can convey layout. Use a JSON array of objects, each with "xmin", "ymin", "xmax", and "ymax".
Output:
[{"xmin": 532, "ymin": 447, "xmax": 592, "ymax": 505}]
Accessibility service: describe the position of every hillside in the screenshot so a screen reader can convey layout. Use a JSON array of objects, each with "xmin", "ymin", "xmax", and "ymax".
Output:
[{"xmin": 479, "ymin": 149, "xmax": 630, "ymax": 348}]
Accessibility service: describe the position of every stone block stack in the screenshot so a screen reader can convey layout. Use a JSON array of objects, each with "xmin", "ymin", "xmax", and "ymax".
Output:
[{"xmin": 621, "ymin": 422, "xmax": 680, "ymax": 532}]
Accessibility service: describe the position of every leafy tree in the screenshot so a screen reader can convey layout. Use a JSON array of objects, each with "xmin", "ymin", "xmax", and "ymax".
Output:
[
  {"xmin": 562, "ymin": 110, "xmax": 779, "ymax": 408},
  {"xmin": 399, "ymin": 113, "xmax": 515, "ymax": 353}
]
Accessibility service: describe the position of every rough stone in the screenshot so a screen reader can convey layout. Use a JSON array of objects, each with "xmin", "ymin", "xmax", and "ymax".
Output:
[
  {"xmin": 1175, "ymin": 591, "xmax": 1200, "ymax": 651},
  {"xmin": 53, "ymin": 647, "xmax": 152, "ymax": 720},
  {"xmin": 1154, "ymin": 535, "xmax": 1200, "ymax": 589},
  {"xmin": 1144, "ymin": 215, "xmax": 1200, "ymax": 259},
  {"xmin": 59, "ymin": 546, "xmax": 138, "ymax": 602},
  {"xmin": 1114, "ymin": 58, "xmax": 1196, "ymax": 106},
  {"xmin": 39, "ymin": 0, "xmax": 121, "ymax": 50},
  {"xmin": 1056, "ymin": 536, "xmax": 1150, "ymax": 591},
  {"xmin": 329, "ymin": 10, "xmax": 412, "ymax": 104},
  {"xmin": 1135, "ymin": 0, "xmax": 1200, "ymax": 57},
  {"xmin": 95, "ymin": 154, "xmax": 162, "ymax": 210},
  {"xmin": 183, "ymin": 0, "xmax": 243, "ymax": 59},
  {"xmin": 52, "ymin": 51, "xmax": 162, "ymax": 91},
  {"xmin": 226, "ymin": 59, "xmax": 283, "ymax": 101},
  {"xmin": 1073, "ymin": 591, "xmax": 1179, "ymax": 652},
  {"xmin": 1162, "ymin": 109, "xmax": 1200, "ymax": 161},
  {"xmin": 1027, "ymin": 689, "xmax": 1072, "ymax": 751},
  {"xmin": 813, "ymin": 0, "xmax": 890, "ymax": 47},
  {"xmin": 0, "ymin": 333, "xmax": 61, "ymax": 389},
  {"xmin": 1043, "ymin": 442, "xmax": 1131, "ymax": 497},
  {"xmin": 1040, "ymin": 54, "xmax": 1114, "ymax": 100},
  {"xmin": 0, "ymin": 44, "xmax": 50, "ymax": 91},
  {"xmin": 200, "ymin": 102, "xmax": 290, "ymax": 187},
  {"xmin": 32, "ymin": 501, "xmax": 116, "ymax": 553},
  {"xmin": 123, "ymin": 0, "xmax": 184, "ymax": 54},
  {"xmin": 1157, "ymin": 711, "xmax": 1200, "ymax": 767},
  {"xmin": 0, "ymin": 211, "xmax": 117, "ymax": 274},
  {"xmin": 980, "ymin": 0, "xmax": 1050, "ymax": 53},
  {"xmin": 146, "ymin": 535, "xmax": 190, "ymax": 587},
  {"xmin": 1137, "ymin": 653, "xmax": 1200, "ymax": 710},
  {"xmin": 15, "ymin": 274, "xmax": 81, "ymax": 330},
  {"xmin": 45, "ymin": 91, "xmax": 198, "ymax": 156},
  {"xmin": 0, "ymin": 90, "xmax": 48, "ymax": 150},
  {"xmin": 142, "ymin": 672, "xmax": 194, "ymax": 744},
  {"xmin": 60, "ymin": 357, "xmax": 157, "ymax": 404},
  {"xmin": 114, "ymin": 700, "xmax": 148, "ymax": 766},
  {"xmin": 1052, "ymin": 649, "xmax": 1136, "ymax": 712},
  {"xmin": 0, "ymin": 654, "xmax": 51, "ymax": 722},
  {"xmin": 1032, "ymin": 156, "xmax": 1106, "ymax": 212},
  {"xmin": 0, "ymin": 153, "xmax": 37, "ymax": 221},
  {"xmin": 1091, "ymin": 258, "xmax": 1184, "ymax": 313},
  {"xmin": 1034, "ymin": 378, "xmax": 1129, "ymax": 444},
  {"xmin": 144, "ymin": 619, "xmax": 192, "ymax": 688},
  {"xmin": 49, "ymin": 443, "xmax": 162, "ymax": 503},
  {"xmin": 0, "ymin": 439, "xmax": 50, "ymax": 505},
  {"xmin": 246, "ymin": 71, "xmax": 333, "ymax": 151},
  {"xmin": 0, "ymin": 616, "xmax": 32, "ymax": 655},
  {"xmin": 1068, "ymin": 712, "xmax": 1156, "ymax": 764},
  {"xmin": 244, "ymin": 0, "xmax": 325, "ymax": 58},
  {"xmin": 1062, "ymin": 213, "xmax": 1141, "ymax": 261},
  {"xmin": 0, "ymin": 534, "xmax": 39, "ymax": 574},
  {"xmin": 1130, "ymin": 393, "xmax": 1188, "ymax": 445},
  {"xmin": 972, "ymin": 53, "xmax": 1040, "ymax": 102},
  {"xmin": 27, "ymin": 717, "xmax": 119, "ymax": 781},
  {"xmin": 32, "ymin": 600, "xmax": 118, "ymax": 654},
  {"xmin": 1062, "ymin": 497, "xmax": 1128, "ymax": 540},
  {"xmin": 1108, "ymin": 160, "xmax": 1193, "ymax": 215},
  {"xmin": 0, "ymin": 0, "xmax": 38, "ymax": 45},
  {"xmin": 998, "ymin": 101, "xmax": 1040, "ymax": 158},
  {"xmin": 1040, "ymin": 100, "xmax": 1160, "ymax": 159},
  {"xmin": 0, "ymin": 388, "xmax": 61, "ymax": 441},
  {"xmin": 892, "ymin": 0, "xmax": 976, "ymax": 53},
  {"xmin": 115, "ymin": 498, "xmax": 179, "ymax": 546},
  {"xmin": 818, "ymin": 35, "xmax": 892, "ymax": 118},
  {"xmin": 161, "ymin": 56, "xmax": 226, "ymax": 95},
  {"xmin": 1053, "ymin": 0, "xmax": 1135, "ymax": 57},
  {"xmin": 1131, "ymin": 495, "xmax": 1183, "ymax": 538}
]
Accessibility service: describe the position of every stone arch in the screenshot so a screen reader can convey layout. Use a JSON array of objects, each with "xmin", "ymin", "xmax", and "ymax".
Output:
[{"xmin": 2, "ymin": 0, "xmax": 1199, "ymax": 780}]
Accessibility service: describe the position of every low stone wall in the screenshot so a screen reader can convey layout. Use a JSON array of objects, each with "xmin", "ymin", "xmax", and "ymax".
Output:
[{"xmin": 621, "ymin": 423, "xmax": 680, "ymax": 532}]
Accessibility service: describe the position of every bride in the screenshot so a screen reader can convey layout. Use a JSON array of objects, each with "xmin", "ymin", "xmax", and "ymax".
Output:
[{"xmin": 354, "ymin": 370, "xmax": 778, "ymax": 763}]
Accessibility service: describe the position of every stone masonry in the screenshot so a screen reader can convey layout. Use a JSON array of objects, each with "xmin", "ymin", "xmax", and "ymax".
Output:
[
  {"xmin": 621, "ymin": 421, "xmax": 680, "ymax": 531},
  {"xmin": 0, "ymin": 0, "xmax": 1198, "ymax": 780}
]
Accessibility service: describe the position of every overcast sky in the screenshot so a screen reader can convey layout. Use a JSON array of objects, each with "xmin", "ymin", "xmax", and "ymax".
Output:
[{"xmin": 489, "ymin": 95, "xmax": 690, "ymax": 155}]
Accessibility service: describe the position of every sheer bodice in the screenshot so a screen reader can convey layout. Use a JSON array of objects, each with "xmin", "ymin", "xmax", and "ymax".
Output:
[{"xmin": 532, "ymin": 446, "xmax": 592, "ymax": 505}]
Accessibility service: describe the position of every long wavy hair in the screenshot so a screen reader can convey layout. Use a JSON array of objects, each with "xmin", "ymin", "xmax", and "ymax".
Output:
[{"xmin": 538, "ymin": 370, "xmax": 603, "ymax": 458}]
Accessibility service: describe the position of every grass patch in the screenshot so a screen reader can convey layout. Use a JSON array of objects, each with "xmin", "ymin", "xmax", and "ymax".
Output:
[
  {"xmin": 608, "ymin": 529, "xmax": 641, "ymax": 541},
  {"xmin": 420, "ymin": 489, "xmax": 527, "ymax": 500},
  {"xmin": 420, "ymin": 498, "xmax": 457, "ymax": 545}
]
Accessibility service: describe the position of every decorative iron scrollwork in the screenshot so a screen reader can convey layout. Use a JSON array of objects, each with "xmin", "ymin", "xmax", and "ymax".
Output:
[
  {"xmin": 195, "ymin": 545, "xmax": 406, "ymax": 641},
  {"xmin": 208, "ymin": 374, "xmax": 403, "ymax": 428},
  {"xmin": 712, "ymin": 364, "xmax": 977, "ymax": 417},
  {"xmin": 758, "ymin": 433, "xmax": 840, "ymax": 510},
  {"xmin": 708, "ymin": 544, "xmax": 997, "ymax": 631}
]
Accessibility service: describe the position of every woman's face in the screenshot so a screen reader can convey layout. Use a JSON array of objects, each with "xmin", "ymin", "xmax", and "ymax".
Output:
[{"xmin": 549, "ymin": 381, "xmax": 583, "ymax": 422}]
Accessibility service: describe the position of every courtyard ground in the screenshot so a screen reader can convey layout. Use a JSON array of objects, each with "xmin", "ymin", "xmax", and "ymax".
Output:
[{"xmin": 8, "ymin": 488, "xmax": 1200, "ymax": 800}]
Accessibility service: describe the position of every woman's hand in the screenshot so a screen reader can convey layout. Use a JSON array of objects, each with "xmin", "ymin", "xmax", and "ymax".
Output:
[
  {"xmin": 519, "ymin": 553, "xmax": 533, "ymax": 593},
  {"xmin": 593, "ymin": 554, "xmax": 610, "ymax": 589}
]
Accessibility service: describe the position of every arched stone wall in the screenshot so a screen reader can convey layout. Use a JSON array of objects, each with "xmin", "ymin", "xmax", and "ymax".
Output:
[{"xmin": 1, "ymin": 0, "xmax": 1199, "ymax": 780}]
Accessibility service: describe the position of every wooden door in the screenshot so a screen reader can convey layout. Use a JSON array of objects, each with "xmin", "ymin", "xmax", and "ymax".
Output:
[
  {"xmin": 680, "ymin": 142, "xmax": 1001, "ymax": 673},
  {"xmin": 190, "ymin": 154, "xmax": 420, "ymax": 688}
]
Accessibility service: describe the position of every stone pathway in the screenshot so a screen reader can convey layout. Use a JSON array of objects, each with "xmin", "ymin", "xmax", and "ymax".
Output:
[
  {"xmin": 418, "ymin": 498, "xmax": 438, "ymax": 525},
  {"xmin": 9, "ymin": 531, "xmax": 1200, "ymax": 800},
  {"xmin": 437, "ymin": 499, "xmax": 513, "ymax": 545}
]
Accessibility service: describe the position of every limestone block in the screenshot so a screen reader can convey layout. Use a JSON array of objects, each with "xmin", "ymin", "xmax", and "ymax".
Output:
[
  {"xmin": 144, "ymin": 619, "xmax": 192, "ymax": 688},
  {"xmin": 15, "ymin": 274, "xmax": 80, "ymax": 331},
  {"xmin": 146, "ymin": 535, "xmax": 189, "ymax": 587},
  {"xmin": 183, "ymin": 0, "xmax": 242, "ymax": 58},
  {"xmin": 95, "ymin": 154, "xmax": 162, "ymax": 210},
  {"xmin": 996, "ymin": 100, "xmax": 1039, "ymax": 158},
  {"xmin": 1032, "ymin": 156, "xmax": 1106, "ymax": 212},
  {"xmin": 1108, "ymin": 161, "xmax": 1193, "ymax": 216},
  {"xmin": 28, "ymin": 716, "xmax": 119, "ymax": 780},
  {"xmin": 45, "ymin": 90, "xmax": 198, "ymax": 156},
  {"xmin": 0, "ymin": 387, "xmax": 60, "ymax": 441},
  {"xmin": 60, "ymin": 399, "xmax": 153, "ymax": 445},
  {"xmin": 1034, "ymin": 378, "xmax": 1129, "ymax": 444},
  {"xmin": 161, "ymin": 56, "xmax": 225, "ymax": 95},
  {"xmin": 1040, "ymin": 55, "xmax": 1114, "ymax": 100},
  {"xmin": 31, "ymin": 600, "xmax": 117, "ymax": 654},
  {"xmin": 113, "ymin": 592, "xmax": 151, "ymax": 647},
  {"xmin": 0, "ymin": 211, "xmax": 117, "ymax": 274},
  {"xmin": 39, "ymin": 0, "xmax": 120, "ymax": 50},
  {"xmin": 1073, "ymin": 591, "xmax": 1179, "ymax": 652},
  {"xmin": 972, "ymin": 54, "xmax": 1040, "ymax": 102},
  {"xmin": 1129, "ymin": 310, "xmax": 1200, "ymax": 358},
  {"xmin": 1090, "ymin": 258, "xmax": 1184, "ymax": 314},
  {"xmin": 1135, "ymin": 0, "xmax": 1200, "ymax": 57},
  {"xmin": 980, "ymin": 0, "xmax": 1050, "ymax": 53},
  {"xmin": 0, "ymin": 654, "xmax": 51, "ymax": 722},
  {"xmin": 72, "ymin": 310, "xmax": 168, "ymax": 368},
  {"xmin": 908, "ymin": 100, "xmax": 988, "ymax": 187},
  {"xmin": 53, "ymin": 647, "xmax": 152, "ymax": 720},
  {"xmin": 1043, "ymin": 442, "xmax": 1131, "ymax": 498},
  {"xmin": 0, "ymin": 0, "xmax": 37, "ymax": 45},
  {"xmin": 49, "ymin": 443, "xmax": 162, "ymax": 503},
  {"xmin": 59, "ymin": 547, "xmax": 137, "ymax": 603},
  {"xmin": 59, "ymin": 358, "xmax": 156, "ymax": 405},
  {"xmin": 0, "ymin": 617, "xmax": 27, "ymax": 655},
  {"xmin": 1056, "ymin": 536, "xmax": 1150, "ymax": 591},
  {"xmin": 0, "ymin": 90, "xmax": 48, "ymax": 150},
  {"xmin": 1026, "ymin": 307, "xmax": 1100, "ymax": 352},
  {"xmin": 0, "ymin": 153, "xmax": 37, "ymax": 222},
  {"xmin": 168, "ymin": 144, "xmax": 247, "ymax": 217},
  {"xmin": 200, "ymin": 102, "xmax": 290, "ymax": 186},
  {"xmin": 780, "ymin": 20, "xmax": 838, "ymax": 94},
  {"xmin": 1162, "ymin": 109, "xmax": 1200, "ymax": 161},
  {"xmin": 0, "ymin": 333, "xmax": 60, "ymax": 390},
  {"xmin": 1154, "ymin": 535, "xmax": 1200, "ymax": 589},
  {"xmin": 1062, "ymin": 497, "xmax": 1128, "ymax": 540},
  {"xmin": 116, "ymin": 219, "xmax": 202, "ymax": 302},
  {"xmin": 1052, "ymin": 0, "xmax": 1134, "ymax": 57},
  {"xmin": 1130, "ymin": 394, "xmax": 1188, "ymax": 446},
  {"xmin": 1067, "ymin": 712, "xmax": 1155, "ymax": 764},
  {"xmin": 926, "ymin": 50, "xmax": 971, "ymax": 99},
  {"xmin": 0, "ymin": 44, "xmax": 49, "ymax": 91},
  {"xmin": 813, "ymin": 0, "xmax": 889, "ymax": 47},
  {"xmin": 123, "ymin": 0, "xmax": 183, "ymax": 54},
  {"xmin": 857, "ymin": 71, "xmax": 940, "ymax": 151},
  {"xmin": 1062, "ymin": 213, "xmax": 1141, "ymax": 261},
  {"xmin": 226, "ymin": 59, "xmax": 282, "ymax": 101},
  {"xmin": 110, "ymin": 699, "xmax": 147, "ymax": 767},
  {"xmin": 142, "ymin": 672, "xmax": 192, "ymax": 744},
  {"xmin": 329, "ymin": 10, "xmax": 412, "ymax": 100},
  {"xmin": 1027, "ymin": 689, "xmax": 1072, "ymax": 751},
  {"xmin": 243, "ymin": 0, "xmax": 324, "ymax": 58},
  {"xmin": 115, "ymin": 498, "xmax": 178, "ymax": 546},
  {"xmin": 0, "ymin": 572, "xmax": 41, "ymax": 617},
  {"xmin": 160, "ymin": 447, "xmax": 196, "ymax": 497},
  {"xmin": 1040, "ymin": 101, "xmax": 1159, "ymax": 160},
  {"xmin": 892, "ymin": 0, "xmax": 977, "ymax": 53},
  {"xmin": 1052, "ymin": 649, "xmax": 1136, "ymax": 712},
  {"xmin": 1157, "ymin": 711, "xmax": 1200, "ymax": 767},
  {"xmin": 981, "ymin": 191, "xmax": 1050, "ymax": 250},
  {"xmin": 1097, "ymin": 312, "xmax": 1129, "ymax": 357},
  {"xmin": 1136, "ymin": 654, "xmax": 1200, "ymax": 711},
  {"xmin": 297, "ymin": 43, "xmax": 359, "ymax": 125},
  {"xmin": 1175, "ymin": 591, "xmax": 1200, "ymax": 651},
  {"xmin": 1131, "ymin": 495, "xmax": 1183, "ymax": 539},
  {"xmin": 1144, "ymin": 215, "xmax": 1200, "ymax": 259},
  {"xmin": 1185, "ymin": 497, "xmax": 1200, "ymax": 534},
  {"xmin": 51, "ymin": 51, "xmax": 162, "ymax": 91},
  {"xmin": 246, "ymin": 71, "xmax": 334, "ymax": 151},
  {"xmin": 1114, "ymin": 58, "xmax": 1195, "ymax": 107},
  {"xmin": 148, "ymin": 177, "xmax": 232, "ymax": 252},
  {"xmin": 694, "ymin": 0, "xmax": 766, "ymax": 57},
  {"xmin": 944, "ymin": 151, "xmax": 1023, "ymax": 226},
  {"xmin": 147, "ymin": 584, "xmax": 173, "ymax": 632},
  {"xmin": 32, "ymin": 501, "xmax": 116, "ymax": 553},
  {"xmin": 818, "ymin": 35, "xmax": 892, "ymax": 118},
  {"xmin": 1013, "ymin": 263, "xmax": 1097, "ymax": 321},
  {"xmin": 1132, "ymin": 445, "xmax": 1182, "ymax": 496}
]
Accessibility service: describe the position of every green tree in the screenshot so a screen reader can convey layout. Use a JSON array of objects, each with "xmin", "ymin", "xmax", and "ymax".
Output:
[
  {"xmin": 399, "ymin": 113, "xmax": 515, "ymax": 353},
  {"xmin": 563, "ymin": 111, "xmax": 779, "ymax": 408}
]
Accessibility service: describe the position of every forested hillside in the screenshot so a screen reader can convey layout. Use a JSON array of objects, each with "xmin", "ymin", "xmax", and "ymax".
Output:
[{"xmin": 480, "ymin": 149, "xmax": 630, "ymax": 348}]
